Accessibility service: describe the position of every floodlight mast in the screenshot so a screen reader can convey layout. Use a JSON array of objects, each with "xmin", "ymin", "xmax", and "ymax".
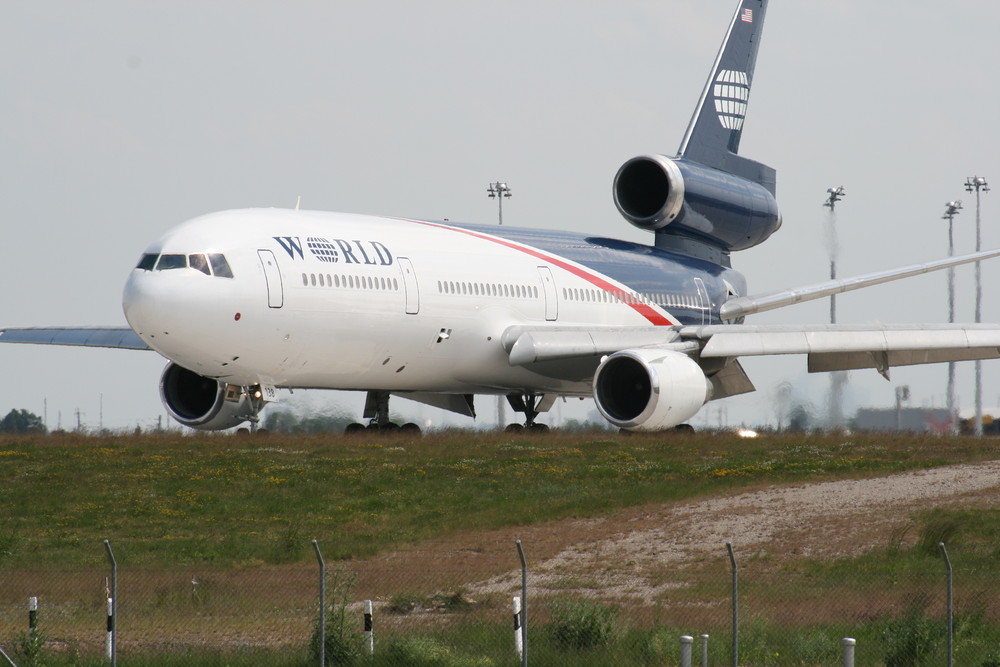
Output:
[
  {"xmin": 942, "ymin": 200, "xmax": 963, "ymax": 434},
  {"xmin": 823, "ymin": 186, "xmax": 846, "ymax": 431},
  {"xmin": 487, "ymin": 181, "xmax": 512, "ymax": 225},
  {"xmin": 965, "ymin": 177, "xmax": 990, "ymax": 436}
]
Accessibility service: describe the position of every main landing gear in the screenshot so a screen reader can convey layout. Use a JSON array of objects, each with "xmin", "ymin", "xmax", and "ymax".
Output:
[
  {"xmin": 503, "ymin": 392, "xmax": 555, "ymax": 433},
  {"xmin": 345, "ymin": 391, "xmax": 422, "ymax": 434}
]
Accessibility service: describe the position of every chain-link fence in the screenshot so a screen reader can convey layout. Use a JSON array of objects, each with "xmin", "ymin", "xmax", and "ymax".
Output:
[{"xmin": 3, "ymin": 536, "xmax": 999, "ymax": 666}]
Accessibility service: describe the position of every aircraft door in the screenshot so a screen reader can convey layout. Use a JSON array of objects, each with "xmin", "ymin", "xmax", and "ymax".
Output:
[
  {"xmin": 694, "ymin": 277, "xmax": 710, "ymax": 325},
  {"xmin": 257, "ymin": 249, "xmax": 284, "ymax": 308},
  {"xmin": 537, "ymin": 266, "xmax": 558, "ymax": 321},
  {"xmin": 398, "ymin": 257, "xmax": 419, "ymax": 314}
]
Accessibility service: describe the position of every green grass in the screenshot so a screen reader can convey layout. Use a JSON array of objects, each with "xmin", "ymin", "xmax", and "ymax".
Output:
[
  {"xmin": 5, "ymin": 430, "xmax": 1000, "ymax": 664},
  {"xmin": 1, "ymin": 430, "xmax": 997, "ymax": 569}
]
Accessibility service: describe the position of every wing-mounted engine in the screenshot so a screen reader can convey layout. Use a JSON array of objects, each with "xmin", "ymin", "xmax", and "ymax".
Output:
[
  {"xmin": 593, "ymin": 348, "xmax": 711, "ymax": 431},
  {"xmin": 613, "ymin": 154, "xmax": 781, "ymax": 252},
  {"xmin": 159, "ymin": 362, "xmax": 260, "ymax": 431}
]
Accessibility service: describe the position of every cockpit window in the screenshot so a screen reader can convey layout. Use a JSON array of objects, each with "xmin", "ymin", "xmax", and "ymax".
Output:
[
  {"xmin": 136, "ymin": 253, "xmax": 158, "ymax": 271},
  {"xmin": 189, "ymin": 254, "xmax": 211, "ymax": 276},
  {"xmin": 209, "ymin": 253, "xmax": 234, "ymax": 278},
  {"xmin": 156, "ymin": 254, "xmax": 187, "ymax": 270}
]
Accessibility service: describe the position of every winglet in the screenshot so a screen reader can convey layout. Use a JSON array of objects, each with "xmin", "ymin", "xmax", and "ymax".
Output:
[{"xmin": 678, "ymin": 0, "xmax": 774, "ymax": 193}]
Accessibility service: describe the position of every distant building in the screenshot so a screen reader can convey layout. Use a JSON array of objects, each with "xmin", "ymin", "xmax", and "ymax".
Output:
[{"xmin": 853, "ymin": 407, "xmax": 955, "ymax": 434}]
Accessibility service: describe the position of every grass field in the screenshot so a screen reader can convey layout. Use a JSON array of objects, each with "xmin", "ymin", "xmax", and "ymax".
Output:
[{"xmin": 3, "ymin": 429, "xmax": 1000, "ymax": 665}]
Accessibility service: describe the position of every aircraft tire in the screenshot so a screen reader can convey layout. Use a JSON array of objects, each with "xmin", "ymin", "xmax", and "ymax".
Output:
[
  {"xmin": 345, "ymin": 423, "xmax": 366, "ymax": 435},
  {"xmin": 504, "ymin": 423, "xmax": 524, "ymax": 433},
  {"xmin": 528, "ymin": 423, "xmax": 550, "ymax": 433},
  {"xmin": 400, "ymin": 422, "xmax": 421, "ymax": 434}
]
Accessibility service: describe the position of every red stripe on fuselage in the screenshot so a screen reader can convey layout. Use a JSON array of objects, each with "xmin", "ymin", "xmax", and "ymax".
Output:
[{"xmin": 407, "ymin": 219, "xmax": 677, "ymax": 326}]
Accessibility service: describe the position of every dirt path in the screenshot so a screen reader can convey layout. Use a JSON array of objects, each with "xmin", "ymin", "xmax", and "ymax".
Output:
[{"xmin": 359, "ymin": 461, "xmax": 1000, "ymax": 604}]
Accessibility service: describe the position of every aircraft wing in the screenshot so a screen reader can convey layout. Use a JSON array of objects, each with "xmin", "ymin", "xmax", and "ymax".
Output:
[
  {"xmin": 0, "ymin": 327, "xmax": 150, "ymax": 350},
  {"xmin": 720, "ymin": 247, "xmax": 1000, "ymax": 321},
  {"xmin": 686, "ymin": 323, "xmax": 1000, "ymax": 376}
]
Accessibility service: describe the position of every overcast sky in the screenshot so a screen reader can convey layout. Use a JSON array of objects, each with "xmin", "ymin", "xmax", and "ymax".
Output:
[{"xmin": 2, "ymin": 1, "xmax": 998, "ymax": 431}]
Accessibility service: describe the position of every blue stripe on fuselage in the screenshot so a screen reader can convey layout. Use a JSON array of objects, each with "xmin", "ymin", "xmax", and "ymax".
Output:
[{"xmin": 448, "ymin": 222, "xmax": 745, "ymax": 326}]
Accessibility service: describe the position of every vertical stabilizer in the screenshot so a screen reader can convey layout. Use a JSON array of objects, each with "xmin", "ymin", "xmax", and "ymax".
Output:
[{"xmin": 677, "ymin": 0, "xmax": 774, "ymax": 193}]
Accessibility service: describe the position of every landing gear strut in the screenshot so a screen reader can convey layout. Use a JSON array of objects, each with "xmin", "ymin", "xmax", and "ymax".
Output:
[
  {"xmin": 345, "ymin": 391, "xmax": 422, "ymax": 434},
  {"xmin": 504, "ymin": 392, "xmax": 555, "ymax": 432},
  {"xmin": 236, "ymin": 384, "xmax": 268, "ymax": 435}
]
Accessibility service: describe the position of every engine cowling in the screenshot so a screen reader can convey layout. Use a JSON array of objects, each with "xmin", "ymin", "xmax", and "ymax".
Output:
[
  {"xmin": 159, "ymin": 362, "xmax": 254, "ymax": 431},
  {"xmin": 593, "ymin": 349, "xmax": 711, "ymax": 432},
  {"xmin": 613, "ymin": 154, "xmax": 781, "ymax": 251}
]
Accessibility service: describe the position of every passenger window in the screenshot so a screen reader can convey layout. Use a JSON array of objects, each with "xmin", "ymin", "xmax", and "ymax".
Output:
[
  {"xmin": 136, "ymin": 254, "xmax": 158, "ymax": 271},
  {"xmin": 209, "ymin": 254, "xmax": 234, "ymax": 278},
  {"xmin": 156, "ymin": 254, "xmax": 187, "ymax": 270},
  {"xmin": 189, "ymin": 254, "xmax": 210, "ymax": 276}
]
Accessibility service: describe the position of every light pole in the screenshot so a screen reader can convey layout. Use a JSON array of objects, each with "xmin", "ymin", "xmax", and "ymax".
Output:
[
  {"xmin": 942, "ymin": 201, "xmax": 962, "ymax": 433},
  {"xmin": 823, "ymin": 186, "xmax": 846, "ymax": 430},
  {"xmin": 487, "ymin": 181, "xmax": 512, "ymax": 428},
  {"xmin": 487, "ymin": 181, "xmax": 512, "ymax": 225},
  {"xmin": 965, "ymin": 176, "xmax": 990, "ymax": 436},
  {"xmin": 823, "ymin": 186, "xmax": 846, "ymax": 323}
]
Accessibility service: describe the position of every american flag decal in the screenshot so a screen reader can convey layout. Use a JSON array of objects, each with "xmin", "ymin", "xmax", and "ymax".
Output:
[{"xmin": 741, "ymin": 8, "xmax": 753, "ymax": 23}]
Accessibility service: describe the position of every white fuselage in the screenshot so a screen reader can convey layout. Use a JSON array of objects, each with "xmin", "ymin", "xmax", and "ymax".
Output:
[{"xmin": 122, "ymin": 209, "xmax": 701, "ymax": 398}]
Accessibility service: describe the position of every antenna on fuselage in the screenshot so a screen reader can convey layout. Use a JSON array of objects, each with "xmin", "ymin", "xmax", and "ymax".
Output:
[{"xmin": 294, "ymin": 195, "xmax": 302, "ymax": 211}]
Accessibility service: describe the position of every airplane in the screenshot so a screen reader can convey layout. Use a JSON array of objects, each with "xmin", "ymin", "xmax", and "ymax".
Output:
[{"xmin": 4, "ymin": 0, "xmax": 1000, "ymax": 435}]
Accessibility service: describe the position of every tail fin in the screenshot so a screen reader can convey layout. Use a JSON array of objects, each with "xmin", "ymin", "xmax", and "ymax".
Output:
[{"xmin": 677, "ymin": 0, "xmax": 775, "ymax": 194}]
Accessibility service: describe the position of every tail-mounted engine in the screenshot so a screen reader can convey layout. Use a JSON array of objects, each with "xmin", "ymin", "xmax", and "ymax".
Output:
[
  {"xmin": 613, "ymin": 154, "xmax": 781, "ymax": 252},
  {"xmin": 593, "ymin": 348, "xmax": 711, "ymax": 432},
  {"xmin": 159, "ymin": 362, "xmax": 259, "ymax": 431}
]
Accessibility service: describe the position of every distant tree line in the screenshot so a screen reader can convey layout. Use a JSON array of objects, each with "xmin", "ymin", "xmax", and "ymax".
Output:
[{"xmin": 0, "ymin": 409, "xmax": 46, "ymax": 434}]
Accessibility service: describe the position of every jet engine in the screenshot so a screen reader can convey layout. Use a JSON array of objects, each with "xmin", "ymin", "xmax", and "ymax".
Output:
[
  {"xmin": 593, "ymin": 348, "xmax": 711, "ymax": 432},
  {"xmin": 613, "ymin": 154, "xmax": 781, "ymax": 251},
  {"xmin": 159, "ymin": 362, "xmax": 256, "ymax": 430}
]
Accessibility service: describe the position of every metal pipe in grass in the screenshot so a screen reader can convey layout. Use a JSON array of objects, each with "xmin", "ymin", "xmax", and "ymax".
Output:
[
  {"xmin": 701, "ymin": 633, "xmax": 709, "ymax": 667},
  {"xmin": 312, "ymin": 540, "xmax": 324, "ymax": 667},
  {"xmin": 363, "ymin": 600, "xmax": 373, "ymax": 655},
  {"xmin": 103, "ymin": 539, "xmax": 117, "ymax": 667},
  {"xmin": 513, "ymin": 596, "xmax": 523, "ymax": 660},
  {"xmin": 842, "ymin": 637, "xmax": 856, "ymax": 667},
  {"xmin": 516, "ymin": 540, "xmax": 527, "ymax": 667},
  {"xmin": 680, "ymin": 634, "xmax": 693, "ymax": 667},
  {"xmin": 940, "ymin": 542, "xmax": 953, "ymax": 667},
  {"xmin": 726, "ymin": 542, "xmax": 738, "ymax": 667}
]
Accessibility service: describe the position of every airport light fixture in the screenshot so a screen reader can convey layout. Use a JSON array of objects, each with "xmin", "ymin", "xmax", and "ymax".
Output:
[
  {"xmin": 823, "ymin": 185, "xmax": 846, "ymax": 212},
  {"xmin": 942, "ymin": 200, "xmax": 962, "ymax": 433},
  {"xmin": 487, "ymin": 181, "xmax": 512, "ymax": 225},
  {"xmin": 964, "ymin": 177, "xmax": 990, "ymax": 435}
]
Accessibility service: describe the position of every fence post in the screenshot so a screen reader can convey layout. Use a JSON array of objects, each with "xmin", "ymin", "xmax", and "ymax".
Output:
[
  {"xmin": 701, "ymin": 633, "xmax": 709, "ymax": 667},
  {"xmin": 103, "ymin": 539, "xmax": 117, "ymax": 667},
  {"xmin": 939, "ymin": 542, "xmax": 953, "ymax": 667},
  {"xmin": 516, "ymin": 540, "xmax": 528, "ymax": 667},
  {"xmin": 726, "ymin": 542, "xmax": 738, "ymax": 667},
  {"xmin": 680, "ymin": 635, "xmax": 693, "ymax": 667},
  {"xmin": 842, "ymin": 637, "xmax": 855, "ymax": 667},
  {"xmin": 363, "ymin": 600, "xmax": 374, "ymax": 655},
  {"xmin": 312, "ymin": 540, "xmax": 325, "ymax": 667},
  {"xmin": 513, "ymin": 596, "xmax": 523, "ymax": 660}
]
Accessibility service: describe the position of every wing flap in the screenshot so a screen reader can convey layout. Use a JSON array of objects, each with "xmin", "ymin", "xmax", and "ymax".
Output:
[
  {"xmin": 502, "ymin": 326, "xmax": 691, "ymax": 366},
  {"xmin": 0, "ymin": 327, "xmax": 149, "ymax": 350}
]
